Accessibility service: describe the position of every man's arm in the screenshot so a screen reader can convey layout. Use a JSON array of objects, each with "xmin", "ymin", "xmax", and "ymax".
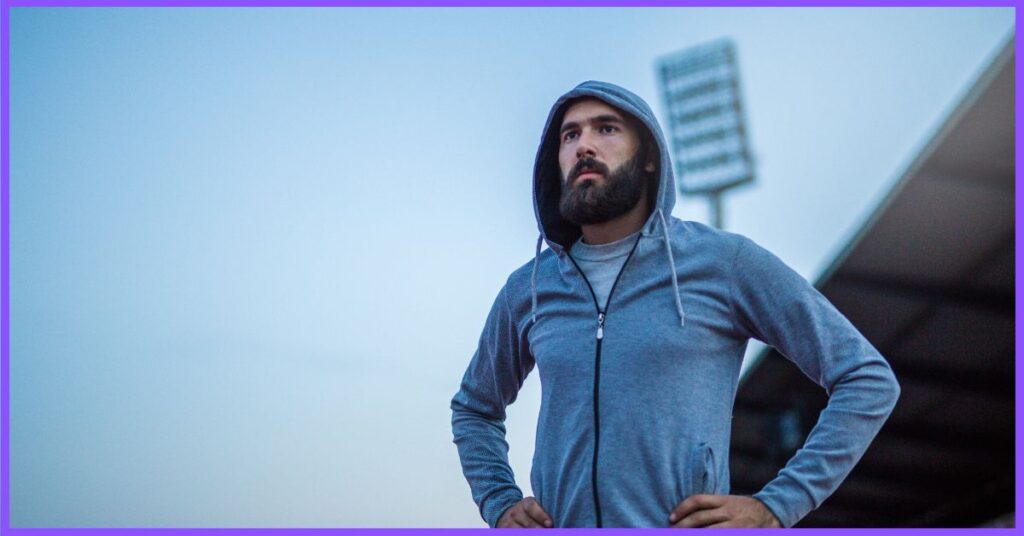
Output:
[
  {"xmin": 451, "ymin": 284, "xmax": 535, "ymax": 527},
  {"xmin": 728, "ymin": 235, "xmax": 901, "ymax": 528}
]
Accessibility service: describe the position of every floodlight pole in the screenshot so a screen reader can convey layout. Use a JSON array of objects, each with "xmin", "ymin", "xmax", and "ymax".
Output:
[{"xmin": 709, "ymin": 191, "xmax": 723, "ymax": 229}]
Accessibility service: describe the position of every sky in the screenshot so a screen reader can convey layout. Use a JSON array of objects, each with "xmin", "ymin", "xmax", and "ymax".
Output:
[{"xmin": 7, "ymin": 6, "xmax": 1015, "ymax": 528}]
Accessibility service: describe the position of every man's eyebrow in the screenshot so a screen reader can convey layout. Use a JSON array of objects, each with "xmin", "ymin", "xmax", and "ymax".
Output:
[
  {"xmin": 560, "ymin": 121, "xmax": 580, "ymax": 135},
  {"xmin": 560, "ymin": 114, "xmax": 626, "ymax": 134}
]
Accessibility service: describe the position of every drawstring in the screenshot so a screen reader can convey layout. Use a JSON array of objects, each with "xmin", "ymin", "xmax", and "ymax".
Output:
[
  {"xmin": 657, "ymin": 209, "xmax": 686, "ymax": 326},
  {"xmin": 531, "ymin": 233, "xmax": 543, "ymax": 324}
]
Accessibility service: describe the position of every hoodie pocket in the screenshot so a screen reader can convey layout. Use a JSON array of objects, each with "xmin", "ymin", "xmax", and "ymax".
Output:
[{"xmin": 690, "ymin": 442, "xmax": 717, "ymax": 495}]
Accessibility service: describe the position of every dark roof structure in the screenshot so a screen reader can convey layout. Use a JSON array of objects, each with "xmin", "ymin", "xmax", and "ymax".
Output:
[{"xmin": 730, "ymin": 36, "xmax": 1015, "ymax": 527}]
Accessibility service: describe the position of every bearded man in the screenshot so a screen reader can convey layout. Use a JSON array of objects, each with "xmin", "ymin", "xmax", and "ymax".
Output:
[{"xmin": 450, "ymin": 81, "xmax": 900, "ymax": 529}]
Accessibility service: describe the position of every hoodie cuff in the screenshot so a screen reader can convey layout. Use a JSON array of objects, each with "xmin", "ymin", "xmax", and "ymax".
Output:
[
  {"xmin": 752, "ymin": 475, "xmax": 815, "ymax": 528},
  {"xmin": 483, "ymin": 487, "xmax": 524, "ymax": 528}
]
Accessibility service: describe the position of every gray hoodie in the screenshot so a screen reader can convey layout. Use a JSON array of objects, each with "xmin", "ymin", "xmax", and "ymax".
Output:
[{"xmin": 450, "ymin": 80, "xmax": 900, "ymax": 528}]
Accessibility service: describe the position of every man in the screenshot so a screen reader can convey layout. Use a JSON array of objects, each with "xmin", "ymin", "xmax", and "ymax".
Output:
[{"xmin": 450, "ymin": 81, "xmax": 900, "ymax": 528}]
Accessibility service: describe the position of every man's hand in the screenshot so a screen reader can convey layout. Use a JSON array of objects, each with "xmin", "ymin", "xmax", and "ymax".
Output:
[
  {"xmin": 497, "ymin": 497, "xmax": 553, "ymax": 528},
  {"xmin": 668, "ymin": 495, "xmax": 781, "ymax": 528}
]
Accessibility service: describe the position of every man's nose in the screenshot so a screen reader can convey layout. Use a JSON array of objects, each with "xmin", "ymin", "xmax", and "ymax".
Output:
[{"xmin": 575, "ymin": 130, "xmax": 597, "ymax": 158}]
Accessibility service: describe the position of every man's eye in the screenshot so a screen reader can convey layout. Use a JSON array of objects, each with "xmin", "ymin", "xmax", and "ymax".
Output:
[
  {"xmin": 563, "ymin": 131, "xmax": 578, "ymax": 141},
  {"xmin": 600, "ymin": 125, "xmax": 618, "ymax": 133}
]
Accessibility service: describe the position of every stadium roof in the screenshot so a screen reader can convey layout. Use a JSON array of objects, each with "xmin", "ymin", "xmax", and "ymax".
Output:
[{"xmin": 730, "ymin": 35, "xmax": 1015, "ymax": 527}]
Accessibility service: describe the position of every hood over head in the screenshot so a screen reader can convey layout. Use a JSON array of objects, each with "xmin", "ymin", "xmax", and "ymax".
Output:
[
  {"xmin": 532, "ymin": 80, "xmax": 677, "ymax": 253},
  {"xmin": 527, "ymin": 81, "xmax": 686, "ymax": 327}
]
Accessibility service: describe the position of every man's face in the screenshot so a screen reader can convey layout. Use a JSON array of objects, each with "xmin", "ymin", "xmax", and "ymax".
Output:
[{"xmin": 557, "ymin": 98, "xmax": 653, "ymax": 226}]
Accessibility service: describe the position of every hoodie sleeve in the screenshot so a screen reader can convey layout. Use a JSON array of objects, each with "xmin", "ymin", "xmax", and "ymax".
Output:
[
  {"xmin": 451, "ymin": 283, "xmax": 535, "ymax": 527},
  {"xmin": 728, "ymin": 235, "xmax": 900, "ymax": 528}
]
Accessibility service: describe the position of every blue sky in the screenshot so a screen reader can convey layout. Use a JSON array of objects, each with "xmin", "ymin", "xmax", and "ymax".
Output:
[{"xmin": 8, "ymin": 6, "xmax": 1015, "ymax": 527}]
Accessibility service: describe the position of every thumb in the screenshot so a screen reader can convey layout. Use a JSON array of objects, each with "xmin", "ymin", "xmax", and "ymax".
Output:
[{"xmin": 523, "ymin": 497, "xmax": 554, "ymax": 528}]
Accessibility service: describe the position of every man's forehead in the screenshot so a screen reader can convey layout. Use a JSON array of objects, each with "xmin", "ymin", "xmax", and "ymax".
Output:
[{"xmin": 561, "ymin": 98, "xmax": 627, "ymax": 124}]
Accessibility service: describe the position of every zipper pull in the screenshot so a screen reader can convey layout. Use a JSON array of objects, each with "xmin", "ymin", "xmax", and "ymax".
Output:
[{"xmin": 596, "ymin": 312, "xmax": 605, "ymax": 340}]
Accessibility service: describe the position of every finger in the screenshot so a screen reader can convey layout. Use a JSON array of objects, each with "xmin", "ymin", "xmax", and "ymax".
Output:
[
  {"xmin": 497, "ymin": 506, "xmax": 518, "ymax": 528},
  {"xmin": 503, "ymin": 510, "xmax": 527, "ymax": 528},
  {"xmin": 499, "ymin": 517, "xmax": 523, "ymax": 528},
  {"xmin": 502, "ymin": 512, "xmax": 526, "ymax": 528},
  {"xmin": 523, "ymin": 498, "xmax": 554, "ymax": 528},
  {"xmin": 517, "ymin": 512, "xmax": 543, "ymax": 528},
  {"xmin": 510, "ymin": 506, "xmax": 542, "ymax": 529},
  {"xmin": 669, "ymin": 495, "xmax": 725, "ymax": 523},
  {"xmin": 673, "ymin": 507, "xmax": 730, "ymax": 528}
]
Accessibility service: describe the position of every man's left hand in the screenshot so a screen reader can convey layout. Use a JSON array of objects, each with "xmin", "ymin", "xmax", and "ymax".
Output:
[{"xmin": 668, "ymin": 495, "xmax": 781, "ymax": 528}]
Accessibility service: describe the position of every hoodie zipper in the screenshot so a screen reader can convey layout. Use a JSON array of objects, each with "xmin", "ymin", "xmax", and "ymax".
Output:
[{"xmin": 565, "ymin": 233, "xmax": 642, "ymax": 528}]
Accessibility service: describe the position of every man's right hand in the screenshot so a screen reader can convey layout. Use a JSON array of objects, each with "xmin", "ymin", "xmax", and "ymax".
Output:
[{"xmin": 497, "ymin": 497, "xmax": 553, "ymax": 528}]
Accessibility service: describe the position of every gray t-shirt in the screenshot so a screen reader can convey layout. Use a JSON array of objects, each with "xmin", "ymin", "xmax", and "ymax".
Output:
[{"xmin": 569, "ymin": 231, "xmax": 640, "ymax": 310}]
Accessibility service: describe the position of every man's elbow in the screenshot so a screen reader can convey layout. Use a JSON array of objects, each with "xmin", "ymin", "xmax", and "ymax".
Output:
[
  {"xmin": 879, "ymin": 360, "xmax": 901, "ymax": 416},
  {"xmin": 831, "ymin": 356, "xmax": 902, "ymax": 418}
]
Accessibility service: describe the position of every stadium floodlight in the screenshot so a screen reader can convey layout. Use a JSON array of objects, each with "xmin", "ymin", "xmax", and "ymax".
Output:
[{"xmin": 656, "ymin": 38, "xmax": 756, "ymax": 229}]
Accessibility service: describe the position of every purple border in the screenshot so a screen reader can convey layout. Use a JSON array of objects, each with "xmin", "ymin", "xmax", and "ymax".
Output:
[
  {"xmin": 0, "ymin": 1, "xmax": 1018, "ymax": 534},
  {"xmin": 1014, "ymin": 3, "xmax": 1021, "ymax": 531},
  {"xmin": 4, "ymin": 530, "xmax": 1024, "ymax": 535},
  {"xmin": 2, "ymin": 0, "xmax": 9, "ymax": 533},
  {"xmin": 2, "ymin": 0, "xmax": 1020, "ymax": 6}
]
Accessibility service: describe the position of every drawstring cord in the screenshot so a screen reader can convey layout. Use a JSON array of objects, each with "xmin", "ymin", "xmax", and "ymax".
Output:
[
  {"xmin": 657, "ymin": 209, "xmax": 686, "ymax": 327},
  {"xmin": 531, "ymin": 233, "xmax": 543, "ymax": 324}
]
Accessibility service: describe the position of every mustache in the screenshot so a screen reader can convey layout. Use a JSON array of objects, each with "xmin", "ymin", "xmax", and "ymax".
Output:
[{"xmin": 569, "ymin": 158, "xmax": 610, "ymax": 183}]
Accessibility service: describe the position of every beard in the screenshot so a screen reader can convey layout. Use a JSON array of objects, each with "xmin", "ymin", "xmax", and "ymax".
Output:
[{"xmin": 559, "ymin": 151, "xmax": 647, "ymax": 226}]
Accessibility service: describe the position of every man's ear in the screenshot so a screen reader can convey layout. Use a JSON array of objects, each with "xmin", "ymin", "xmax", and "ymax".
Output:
[{"xmin": 643, "ymin": 136, "xmax": 658, "ymax": 173}]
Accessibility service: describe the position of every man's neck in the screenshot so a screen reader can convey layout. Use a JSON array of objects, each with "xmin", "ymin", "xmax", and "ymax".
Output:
[{"xmin": 580, "ymin": 198, "xmax": 651, "ymax": 245}]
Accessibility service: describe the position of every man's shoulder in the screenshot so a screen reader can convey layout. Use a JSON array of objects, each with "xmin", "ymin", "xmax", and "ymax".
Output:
[
  {"xmin": 672, "ymin": 219, "xmax": 804, "ymax": 283},
  {"xmin": 667, "ymin": 217, "xmax": 749, "ymax": 257},
  {"xmin": 504, "ymin": 246, "xmax": 558, "ymax": 291},
  {"xmin": 490, "ymin": 246, "xmax": 561, "ymax": 317}
]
